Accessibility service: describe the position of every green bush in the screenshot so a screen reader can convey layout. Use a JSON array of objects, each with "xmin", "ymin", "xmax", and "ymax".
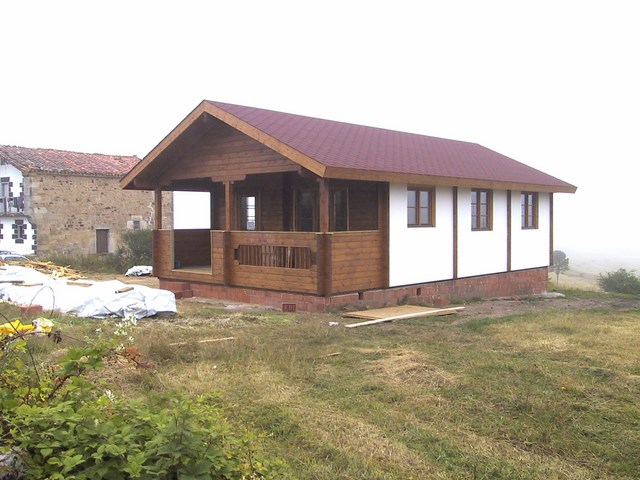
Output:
[
  {"xmin": 117, "ymin": 229, "xmax": 153, "ymax": 267},
  {"xmin": 1, "ymin": 317, "xmax": 289, "ymax": 479},
  {"xmin": 598, "ymin": 268, "xmax": 640, "ymax": 294},
  {"xmin": 6, "ymin": 393, "xmax": 286, "ymax": 479}
]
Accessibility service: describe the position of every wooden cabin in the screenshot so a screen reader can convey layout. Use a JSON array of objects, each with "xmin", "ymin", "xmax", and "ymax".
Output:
[{"xmin": 121, "ymin": 101, "xmax": 576, "ymax": 311}]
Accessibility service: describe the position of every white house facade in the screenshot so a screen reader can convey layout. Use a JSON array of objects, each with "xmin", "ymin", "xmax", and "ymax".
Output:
[
  {"xmin": 0, "ymin": 162, "xmax": 35, "ymax": 254},
  {"xmin": 389, "ymin": 183, "xmax": 553, "ymax": 288}
]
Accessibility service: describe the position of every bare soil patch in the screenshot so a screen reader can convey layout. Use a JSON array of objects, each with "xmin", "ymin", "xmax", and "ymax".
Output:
[{"xmin": 455, "ymin": 294, "xmax": 640, "ymax": 322}]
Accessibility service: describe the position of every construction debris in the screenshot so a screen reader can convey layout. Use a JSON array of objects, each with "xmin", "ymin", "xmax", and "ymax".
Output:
[
  {"xmin": 343, "ymin": 305, "xmax": 464, "ymax": 328},
  {"xmin": 0, "ymin": 318, "xmax": 55, "ymax": 338},
  {"xmin": 168, "ymin": 336, "xmax": 235, "ymax": 347},
  {"xmin": 0, "ymin": 259, "xmax": 84, "ymax": 280}
]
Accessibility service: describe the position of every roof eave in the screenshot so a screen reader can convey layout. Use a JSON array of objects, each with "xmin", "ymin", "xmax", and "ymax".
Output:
[{"xmin": 323, "ymin": 167, "xmax": 577, "ymax": 193}]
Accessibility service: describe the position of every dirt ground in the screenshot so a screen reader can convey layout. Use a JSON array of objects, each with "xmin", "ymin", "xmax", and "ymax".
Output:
[{"xmin": 455, "ymin": 293, "xmax": 640, "ymax": 321}]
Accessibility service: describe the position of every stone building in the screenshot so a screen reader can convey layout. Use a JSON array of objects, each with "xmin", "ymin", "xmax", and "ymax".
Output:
[{"xmin": 0, "ymin": 145, "xmax": 172, "ymax": 256}]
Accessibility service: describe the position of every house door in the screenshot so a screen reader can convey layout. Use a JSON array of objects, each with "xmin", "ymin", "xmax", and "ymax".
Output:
[{"xmin": 96, "ymin": 229, "xmax": 109, "ymax": 254}]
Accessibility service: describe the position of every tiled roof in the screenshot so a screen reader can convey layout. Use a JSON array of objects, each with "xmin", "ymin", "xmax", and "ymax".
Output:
[
  {"xmin": 0, "ymin": 145, "xmax": 140, "ymax": 177},
  {"xmin": 206, "ymin": 101, "xmax": 575, "ymax": 191}
]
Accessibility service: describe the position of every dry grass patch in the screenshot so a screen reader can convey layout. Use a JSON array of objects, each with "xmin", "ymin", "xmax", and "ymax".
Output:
[{"xmin": 367, "ymin": 348, "xmax": 457, "ymax": 388}]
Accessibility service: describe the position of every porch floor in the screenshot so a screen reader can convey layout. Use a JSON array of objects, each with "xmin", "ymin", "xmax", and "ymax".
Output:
[{"xmin": 172, "ymin": 265, "xmax": 212, "ymax": 275}]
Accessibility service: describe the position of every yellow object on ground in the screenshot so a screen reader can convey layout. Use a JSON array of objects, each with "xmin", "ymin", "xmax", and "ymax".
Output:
[{"xmin": 0, "ymin": 318, "xmax": 55, "ymax": 337}]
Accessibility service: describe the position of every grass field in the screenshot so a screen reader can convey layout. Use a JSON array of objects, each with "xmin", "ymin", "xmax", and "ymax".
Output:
[{"xmin": 4, "ymin": 292, "xmax": 640, "ymax": 479}]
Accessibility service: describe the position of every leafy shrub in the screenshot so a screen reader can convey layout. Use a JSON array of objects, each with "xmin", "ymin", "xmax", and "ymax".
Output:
[
  {"xmin": 6, "ymin": 393, "xmax": 286, "ymax": 479},
  {"xmin": 598, "ymin": 268, "xmax": 640, "ymax": 294},
  {"xmin": 1, "ymin": 316, "xmax": 289, "ymax": 479},
  {"xmin": 117, "ymin": 229, "xmax": 153, "ymax": 266}
]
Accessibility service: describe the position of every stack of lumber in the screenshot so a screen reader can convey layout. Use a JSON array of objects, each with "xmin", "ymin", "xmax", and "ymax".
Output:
[{"xmin": 0, "ymin": 259, "xmax": 84, "ymax": 280}]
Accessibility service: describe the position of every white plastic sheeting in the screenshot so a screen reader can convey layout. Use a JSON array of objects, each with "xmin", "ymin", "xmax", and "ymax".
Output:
[
  {"xmin": 0, "ymin": 266, "xmax": 176, "ymax": 319},
  {"xmin": 125, "ymin": 265, "xmax": 153, "ymax": 276}
]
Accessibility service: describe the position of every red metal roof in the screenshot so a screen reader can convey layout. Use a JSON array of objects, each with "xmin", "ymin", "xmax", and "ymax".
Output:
[
  {"xmin": 0, "ymin": 145, "xmax": 140, "ymax": 177},
  {"xmin": 205, "ymin": 101, "xmax": 575, "ymax": 191}
]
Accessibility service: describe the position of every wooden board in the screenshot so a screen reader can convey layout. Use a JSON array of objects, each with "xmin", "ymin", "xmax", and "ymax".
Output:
[{"xmin": 343, "ymin": 305, "xmax": 464, "ymax": 328}]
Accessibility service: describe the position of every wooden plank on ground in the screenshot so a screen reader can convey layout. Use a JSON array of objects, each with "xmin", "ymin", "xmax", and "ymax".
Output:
[{"xmin": 343, "ymin": 305, "xmax": 464, "ymax": 328}]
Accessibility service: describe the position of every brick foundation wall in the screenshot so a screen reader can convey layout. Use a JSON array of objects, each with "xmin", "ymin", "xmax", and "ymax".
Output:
[{"xmin": 160, "ymin": 267, "xmax": 549, "ymax": 313}]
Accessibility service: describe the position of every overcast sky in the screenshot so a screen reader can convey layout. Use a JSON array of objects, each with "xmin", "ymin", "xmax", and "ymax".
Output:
[{"xmin": 1, "ymin": 1, "xmax": 638, "ymax": 258}]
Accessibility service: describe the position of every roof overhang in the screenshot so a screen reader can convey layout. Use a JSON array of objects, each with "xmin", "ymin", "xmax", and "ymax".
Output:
[
  {"xmin": 324, "ymin": 166, "xmax": 577, "ymax": 193},
  {"xmin": 122, "ymin": 101, "xmax": 577, "ymax": 195}
]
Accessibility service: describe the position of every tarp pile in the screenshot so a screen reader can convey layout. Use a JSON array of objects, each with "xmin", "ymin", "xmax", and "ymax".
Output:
[{"xmin": 0, "ymin": 265, "xmax": 176, "ymax": 319}]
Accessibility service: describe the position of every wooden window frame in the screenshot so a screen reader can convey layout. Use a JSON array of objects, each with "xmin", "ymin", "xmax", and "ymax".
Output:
[
  {"xmin": 295, "ymin": 188, "xmax": 318, "ymax": 232},
  {"xmin": 237, "ymin": 189, "xmax": 260, "ymax": 231},
  {"xmin": 407, "ymin": 187, "xmax": 435, "ymax": 227},
  {"xmin": 521, "ymin": 192, "xmax": 538, "ymax": 229},
  {"xmin": 330, "ymin": 187, "xmax": 349, "ymax": 232},
  {"xmin": 471, "ymin": 189, "xmax": 492, "ymax": 231}
]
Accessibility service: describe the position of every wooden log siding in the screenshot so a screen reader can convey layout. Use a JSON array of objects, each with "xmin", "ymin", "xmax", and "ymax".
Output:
[
  {"xmin": 159, "ymin": 122, "xmax": 299, "ymax": 184},
  {"xmin": 173, "ymin": 229, "xmax": 211, "ymax": 267},
  {"xmin": 153, "ymin": 230, "xmax": 173, "ymax": 278},
  {"xmin": 329, "ymin": 231, "xmax": 385, "ymax": 293}
]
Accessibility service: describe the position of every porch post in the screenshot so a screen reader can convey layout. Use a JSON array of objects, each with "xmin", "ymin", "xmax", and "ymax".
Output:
[
  {"xmin": 224, "ymin": 181, "xmax": 235, "ymax": 231},
  {"xmin": 223, "ymin": 181, "xmax": 235, "ymax": 286},
  {"xmin": 154, "ymin": 188, "xmax": 163, "ymax": 230},
  {"xmin": 318, "ymin": 178, "xmax": 330, "ymax": 232},
  {"xmin": 507, "ymin": 190, "xmax": 512, "ymax": 272}
]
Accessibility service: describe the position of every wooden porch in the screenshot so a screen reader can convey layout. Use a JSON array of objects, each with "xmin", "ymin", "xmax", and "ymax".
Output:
[{"xmin": 153, "ymin": 229, "xmax": 387, "ymax": 296}]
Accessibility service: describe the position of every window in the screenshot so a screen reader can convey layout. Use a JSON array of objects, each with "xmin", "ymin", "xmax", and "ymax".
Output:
[
  {"xmin": 296, "ymin": 190, "xmax": 317, "ymax": 232},
  {"xmin": 521, "ymin": 192, "xmax": 538, "ymax": 229},
  {"xmin": 331, "ymin": 188, "xmax": 348, "ymax": 231},
  {"xmin": 407, "ymin": 188, "xmax": 435, "ymax": 227},
  {"xmin": 132, "ymin": 220, "xmax": 141, "ymax": 230},
  {"xmin": 471, "ymin": 189, "xmax": 492, "ymax": 230},
  {"xmin": 239, "ymin": 194, "xmax": 258, "ymax": 231}
]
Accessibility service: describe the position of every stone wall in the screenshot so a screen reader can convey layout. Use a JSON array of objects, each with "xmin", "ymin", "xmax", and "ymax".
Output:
[{"xmin": 24, "ymin": 173, "xmax": 173, "ymax": 255}]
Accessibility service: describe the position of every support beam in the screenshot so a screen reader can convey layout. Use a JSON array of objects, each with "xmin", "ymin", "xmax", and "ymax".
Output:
[
  {"xmin": 154, "ymin": 188, "xmax": 163, "ymax": 230},
  {"xmin": 549, "ymin": 193, "xmax": 554, "ymax": 265},
  {"xmin": 318, "ymin": 177, "xmax": 330, "ymax": 232},
  {"xmin": 224, "ymin": 181, "xmax": 235, "ymax": 231},
  {"xmin": 452, "ymin": 187, "xmax": 458, "ymax": 279},
  {"xmin": 507, "ymin": 190, "xmax": 512, "ymax": 271}
]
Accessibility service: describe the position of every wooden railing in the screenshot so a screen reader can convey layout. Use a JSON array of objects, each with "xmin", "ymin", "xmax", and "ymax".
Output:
[
  {"xmin": 236, "ymin": 244, "xmax": 312, "ymax": 269},
  {"xmin": 154, "ymin": 229, "xmax": 386, "ymax": 295},
  {"xmin": 229, "ymin": 231, "xmax": 318, "ymax": 293}
]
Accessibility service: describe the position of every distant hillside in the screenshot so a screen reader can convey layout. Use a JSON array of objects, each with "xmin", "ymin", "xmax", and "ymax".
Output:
[{"xmin": 554, "ymin": 249, "xmax": 640, "ymax": 290}]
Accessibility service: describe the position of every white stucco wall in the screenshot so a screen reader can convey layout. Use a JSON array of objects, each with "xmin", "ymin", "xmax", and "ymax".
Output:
[
  {"xmin": 388, "ymin": 183, "xmax": 454, "ymax": 286},
  {"xmin": 457, "ymin": 188, "xmax": 508, "ymax": 277},
  {"xmin": 0, "ymin": 164, "xmax": 36, "ymax": 254},
  {"xmin": 510, "ymin": 191, "xmax": 551, "ymax": 270}
]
